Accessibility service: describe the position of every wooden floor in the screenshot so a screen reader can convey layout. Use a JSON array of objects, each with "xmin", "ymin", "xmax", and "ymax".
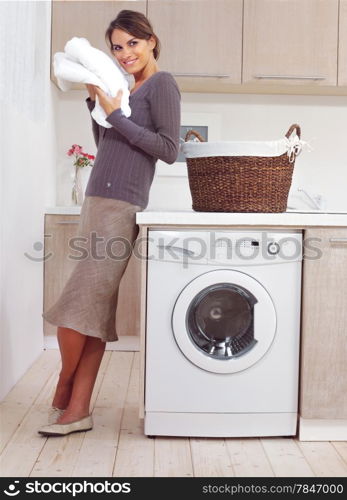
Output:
[{"xmin": 1, "ymin": 350, "xmax": 347, "ymax": 477}]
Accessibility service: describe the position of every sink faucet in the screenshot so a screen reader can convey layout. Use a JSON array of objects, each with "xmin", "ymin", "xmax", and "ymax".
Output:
[{"xmin": 297, "ymin": 188, "xmax": 325, "ymax": 210}]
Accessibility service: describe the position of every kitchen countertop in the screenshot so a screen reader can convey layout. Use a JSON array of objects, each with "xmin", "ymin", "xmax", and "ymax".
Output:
[
  {"xmin": 46, "ymin": 206, "xmax": 82, "ymax": 215},
  {"xmin": 45, "ymin": 207, "xmax": 347, "ymax": 227},
  {"xmin": 136, "ymin": 210, "xmax": 347, "ymax": 227}
]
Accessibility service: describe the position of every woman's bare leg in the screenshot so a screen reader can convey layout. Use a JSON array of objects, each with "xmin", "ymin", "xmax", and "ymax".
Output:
[
  {"xmin": 51, "ymin": 326, "xmax": 88, "ymax": 409},
  {"xmin": 55, "ymin": 335, "xmax": 106, "ymax": 423}
]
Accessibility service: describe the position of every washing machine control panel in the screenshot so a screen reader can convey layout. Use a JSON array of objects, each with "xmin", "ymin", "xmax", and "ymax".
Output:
[
  {"xmin": 207, "ymin": 231, "xmax": 302, "ymax": 265},
  {"xmin": 148, "ymin": 230, "xmax": 302, "ymax": 267}
]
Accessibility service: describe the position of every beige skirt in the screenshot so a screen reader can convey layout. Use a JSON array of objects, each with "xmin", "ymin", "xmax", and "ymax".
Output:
[{"xmin": 42, "ymin": 196, "xmax": 143, "ymax": 342}]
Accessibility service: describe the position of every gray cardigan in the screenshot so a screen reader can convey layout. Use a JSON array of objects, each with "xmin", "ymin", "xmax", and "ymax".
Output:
[{"xmin": 85, "ymin": 71, "xmax": 181, "ymax": 209}]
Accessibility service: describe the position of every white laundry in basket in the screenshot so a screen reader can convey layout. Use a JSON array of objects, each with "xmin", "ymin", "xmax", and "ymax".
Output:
[{"xmin": 181, "ymin": 134, "xmax": 310, "ymax": 163}]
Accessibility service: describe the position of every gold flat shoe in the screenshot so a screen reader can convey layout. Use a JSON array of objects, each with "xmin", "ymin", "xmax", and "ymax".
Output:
[{"xmin": 38, "ymin": 415, "xmax": 93, "ymax": 436}]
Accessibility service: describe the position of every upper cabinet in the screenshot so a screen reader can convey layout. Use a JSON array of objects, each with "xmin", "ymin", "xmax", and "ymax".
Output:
[
  {"xmin": 51, "ymin": 0, "xmax": 146, "ymax": 87},
  {"xmin": 243, "ymin": 0, "xmax": 339, "ymax": 87},
  {"xmin": 51, "ymin": 0, "xmax": 346, "ymax": 94},
  {"xmin": 147, "ymin": 0, "xmax": 243, "ymax": 85},
  {"xmin": 339, "ymin": 0, "xmax": 347, "ymax": 85}
]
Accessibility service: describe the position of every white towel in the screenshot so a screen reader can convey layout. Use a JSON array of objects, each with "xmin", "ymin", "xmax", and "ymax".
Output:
[
  {"xmin": 182, "ymin": 134, "xmax": 311, "ymax": 163},
  {"xmin": 53, "ymin": 37, "xmax": 131, "ymax": 127}
]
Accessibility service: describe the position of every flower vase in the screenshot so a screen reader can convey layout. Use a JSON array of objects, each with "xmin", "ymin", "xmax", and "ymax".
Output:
[
  {"xmin": 72, "ymin": 166, "xmax": 82, "ymax": 205},
  {"xmin": 72, "ymin": 165, "xmax": 92, "ymax": 205},
  {"xmin": 72, "ymin": 166, "xmax": 83, "ymax": 205}
]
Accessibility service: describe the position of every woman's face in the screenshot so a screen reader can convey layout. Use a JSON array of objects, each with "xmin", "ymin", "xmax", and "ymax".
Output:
[{"xmin": 110, "ymin": 28, "xmax": 156, "ymax": 74}]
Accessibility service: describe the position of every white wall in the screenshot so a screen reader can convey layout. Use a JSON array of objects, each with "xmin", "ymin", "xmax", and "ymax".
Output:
[
  {"xmin": 57, "ymin": 91, "xmax": 347, "ymax": 211},
  {"xmin": 0, "ymin": 1, "xmax": 57, "ymax": 400}
]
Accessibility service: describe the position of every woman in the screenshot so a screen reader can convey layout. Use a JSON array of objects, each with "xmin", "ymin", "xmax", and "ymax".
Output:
[{"xmin": 39, "ymin": 10, "xmax": 181, "ymax": 436}]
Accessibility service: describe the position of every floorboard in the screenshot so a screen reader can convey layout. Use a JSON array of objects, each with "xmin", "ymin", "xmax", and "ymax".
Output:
[{"xmin": 1, "ymin": 351, "xmax": 346, "ymax": 478}]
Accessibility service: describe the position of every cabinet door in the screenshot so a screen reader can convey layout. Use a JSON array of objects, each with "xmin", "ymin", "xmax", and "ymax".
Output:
[
  {"xmin": 43, "ymin": 215, "xmax": 81, "ymax": 336},
  {"xmin": 51, "ymin": 0, "xmax": 147, "ymax": 88},
  {"xmin": 300, "ymin": 228, "xmax": 347, "ymax": 419},
  {"xmin": 243, "ymin": 0, "xmax": 339, "ymax": 87},
  {"xmin": 339, "ymin": 0, "xmax": 347, "ymax": 85},
  {"xmin": 147, "ymin": 0, "xmax": 243, "ymax": 85},
  {"xmin": 43, "ymin": 215, "xmax": 140, "ymax": 338}
]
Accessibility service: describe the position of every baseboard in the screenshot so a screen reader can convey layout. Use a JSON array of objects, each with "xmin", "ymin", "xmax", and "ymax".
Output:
[
  {"xmin": 145, "ymin": 412, "xmax": 298, "ymax": 437},
  {"xmin": 299, "ymin": 417, "xmax": 347, "ymax": 441},
  {"xmin": 44, "ymin": 335, "xmax": 140, "ymax": 351}
]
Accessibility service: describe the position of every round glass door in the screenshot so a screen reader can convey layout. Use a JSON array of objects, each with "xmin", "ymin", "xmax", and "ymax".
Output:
[
  {"xmin": 186, "ymin": 283, "xmax": 257, "ymax": 360},
  {"xmin": 172, "ymin": 269, "xmax": 276, "ymax": 374}
]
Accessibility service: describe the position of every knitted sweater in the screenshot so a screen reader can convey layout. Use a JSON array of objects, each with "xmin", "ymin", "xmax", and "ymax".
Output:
[{"xmin": 85, "ymin": 71, "xmax": 181, "ymax": 209}]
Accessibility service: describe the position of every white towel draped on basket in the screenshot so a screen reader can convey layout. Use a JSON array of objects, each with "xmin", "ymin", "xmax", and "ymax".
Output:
[
  {"xmin": 53, "ymin": 37, "xmax": 131, "ymax": 127},
  {"xmin": 181, "ymin": 134, "xmax": 311, "ymax": 163}
]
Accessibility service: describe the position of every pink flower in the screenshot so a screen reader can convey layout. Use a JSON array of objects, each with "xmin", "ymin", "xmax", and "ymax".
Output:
[
  {"xmin": 72, "ymin": 145, "xmax": 82, "ymax": 155},
  {"xmin": 67, "ymin": 144, "xmax": 94, "ymax": 169}
]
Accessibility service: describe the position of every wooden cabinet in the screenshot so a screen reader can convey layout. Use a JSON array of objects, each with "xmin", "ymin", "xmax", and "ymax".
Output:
[
  {"xmin": 339, "ymin": 0, "xmax": 347, "ymax": 86},
  {"xmin": 43, "ymin": 215, "xmax": 80, "ymax": 337},
  {"xmin": 300, "ymin": 228, "xmax": 347, "ymax": 419},
  {"xmin": 243, "ymin": 0, "xmax": 339, "ymax": 87},
  {"xmin": 50, "ymin": 0, "xmax": 347, "ymax": 94},
  {"xmin": 43, "ymin": 214, "xmax": 141, "ymax": 339},
  {"xmin": 51, "ymin": 0, "xmax": 146, "ymax": 88},
  {"xmin": 147, "ymin": 0, "xmax": 243, "ymax": 86}
]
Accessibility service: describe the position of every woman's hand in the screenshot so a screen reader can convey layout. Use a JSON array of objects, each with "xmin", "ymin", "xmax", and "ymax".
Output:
[
  {"xmin": 85, "ymin": 83, "xmax": 97, "ymax": 101},
  {"xmin": 94, "ymin": 87, "xmax": 123, "ymax": 116}
]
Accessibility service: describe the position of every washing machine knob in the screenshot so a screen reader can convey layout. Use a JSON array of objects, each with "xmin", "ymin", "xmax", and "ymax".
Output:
[{"xmin": 267, "ymin": 241, "xmax": 280, "ymax": 255}]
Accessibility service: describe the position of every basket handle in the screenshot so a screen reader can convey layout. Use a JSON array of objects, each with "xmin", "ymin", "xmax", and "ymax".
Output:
[
  {"xmin": 185, "ymin": 129, "xmax": 206, "ymax": 142},
  {"xmin": 285, "ymin": 124, "xmax": 301, "ymax": 139}
]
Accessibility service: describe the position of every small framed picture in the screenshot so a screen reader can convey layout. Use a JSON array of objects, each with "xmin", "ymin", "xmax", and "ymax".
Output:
[{"xmin": 156, "ymin": 112, "xmax": 222, "ymax": 177}]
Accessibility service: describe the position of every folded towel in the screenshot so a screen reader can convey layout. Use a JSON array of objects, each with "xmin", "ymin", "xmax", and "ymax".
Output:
[{"xmin": 53, "ymin": 37, "xmax": 131, "ymax": 127}]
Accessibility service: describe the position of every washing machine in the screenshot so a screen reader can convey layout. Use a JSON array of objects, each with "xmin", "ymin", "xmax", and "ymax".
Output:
[{"xmin": 145, "ymin": 229, "xmax": 302, "ymax": 437}]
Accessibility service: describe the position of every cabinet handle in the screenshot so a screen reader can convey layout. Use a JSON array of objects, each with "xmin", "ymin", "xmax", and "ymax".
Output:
[
  {"xmin": 329, "ymin": 238, "xmax": 347, "ymax": 243},
  {"xmin": 56, "ymin": 221, "xmax": 80, "ymax": 225},
  {"xmin": 254, "ymin": 75, "xmax": 326, "ymax": 80},
  {"xmin": 172, "ymin": 72, "xmax": 231, "ymax": 78}
]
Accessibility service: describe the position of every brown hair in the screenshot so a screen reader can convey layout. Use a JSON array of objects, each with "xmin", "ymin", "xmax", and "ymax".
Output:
[{"xmin": 105, "ymin": 10, "xmax": 161, "ymax": 60}]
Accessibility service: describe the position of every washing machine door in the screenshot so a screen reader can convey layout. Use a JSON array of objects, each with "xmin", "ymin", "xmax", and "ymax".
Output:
[{"xmin": 172, "ymin": 269, "xmax": 276, "ymax": 374}]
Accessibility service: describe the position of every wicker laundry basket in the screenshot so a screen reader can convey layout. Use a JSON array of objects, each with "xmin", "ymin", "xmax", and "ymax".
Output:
[{"xmin": 182, "ymin": 124, "xmax": 302, "ymax": 213}]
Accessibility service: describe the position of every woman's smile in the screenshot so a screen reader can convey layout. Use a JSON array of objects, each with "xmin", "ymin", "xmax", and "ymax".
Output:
[{"xmin": 123, "ymin": 58, "xmax": 138, "ymax": 66}]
